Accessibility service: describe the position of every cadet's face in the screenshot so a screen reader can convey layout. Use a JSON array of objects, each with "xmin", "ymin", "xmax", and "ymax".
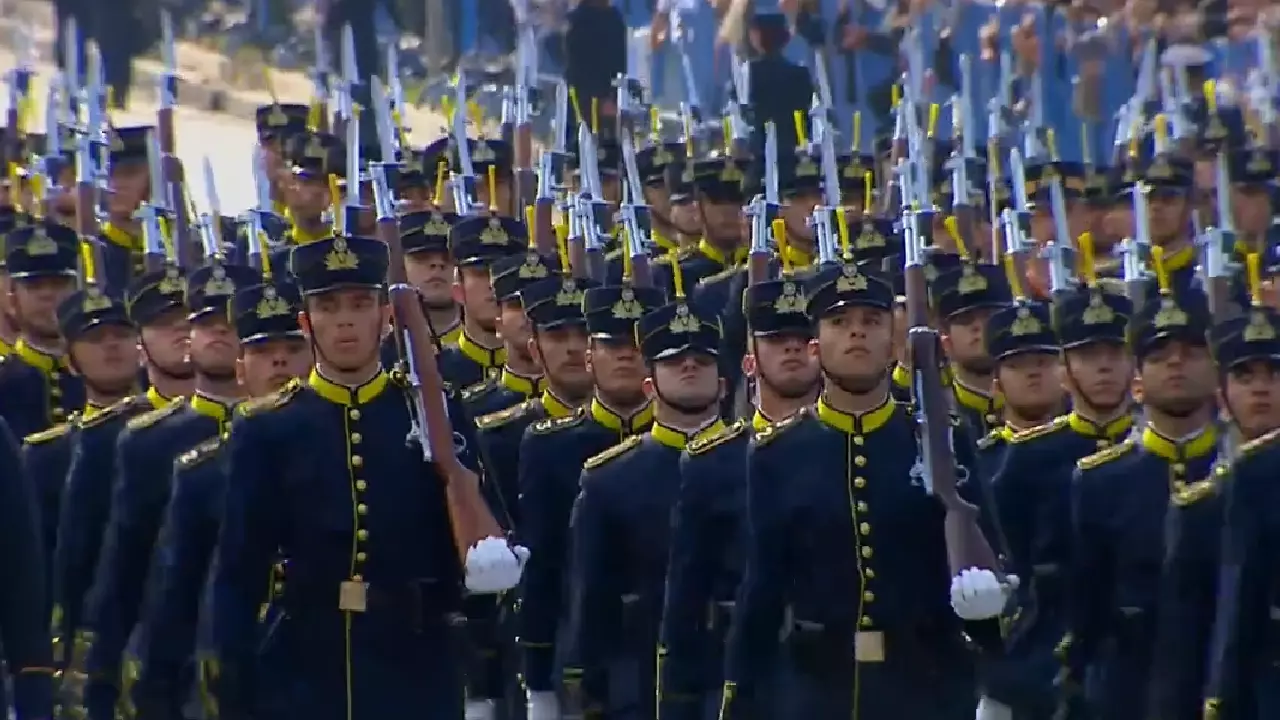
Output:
[
  {"xmin": 532, "ymin": 325, "xmax": 591, "ymax": 397},
  {"xmin": 1104, "ymin": 203, "xmax": 1134, "ymax": 245},
  {"xmin": 813, "ymin": 305, "xmax": 894, "ymax": 388},
  {"xmin": 648, "ymin": 352, "xmax": 721, "ymax": 409},
  {"xmin": 108, "ymin": 161, "xmax": 150, "ymax": 217},
  {"xmin": 400, "ymin": 186, "xmax": 434, "ymax": 213},
  {"xmin": 498, "ymin": 301, "xmax": 533, "ymax": 359},
  {"xmin": 1231, "ymin": 186, "xmax": 1272, "ymax": 236},
  {"xmin": 189, "ymin": 315, "xmax": 241, "ymax": 375},
  {"xmin": 477, "ymin": 177, "xmax": 513, "ymax": 214},
  {"xmin": 456, "ymin": 266, "xmax": 498, "ymax": 330},
  {"xmin": 670, "ymin": 202, "xmax": 702, "ymax": 236},
  {"xmin": 1146, "ymin": 192, "xmax": 1189, "ymax": 243},
  {"xmin": 1030, "ymin": 206, "xmax": 1055, "ymax": 245},
  {"xmin": 1223, "ymin": 359, "xmax": 1280, "ymax": 438},
  {"xmin": 139, "ymin": 308, "xmax": 192, "ymax": 374},
  {"xmin": 303, "ymin": 289, "xmax": 388, "ymax": 371},
  {"xmin": 782, "ymin": 190, "xmax": 821, "ymax": 241},
  {"xmin": 1063, "ymin": 341, "xmax": 1133, "ymax": 410},
  {"xmin": 601, "ymin": 176, "xmax": 621, "ymax": 207},
  {"xmin": 288, "ymin": 176, "xmax": 331, "ymax": 219},
  {"xmin": 644, "ymin": 185, "xmax": 671, "ymax": 221},
  {"xmin": 699, "ymin": 199, "xmax": 742, "ymax": 244},
  {"xmin": 71, "ymin": 324, "xmax": 140, "ymax": 391},
  {"xmin": 1139, "ymin": 339, "xmax": 1215, "ymax": 416},
  {"xmin": 238, "ymin": 337, "xmax": 312, "ymax": 397},
  {"xmin": 11, "ymin": 276, "xmax": 77, "ymax": 335},
  {"xmin": 587, "ymin": 337, "xmax": 647, "ymax": 405},
  {"xmin": 751, "ymin": 332, "xmax": 819, "ymax": 399},
  {"xmin": 944, "ymin": 307, "xmax": 997, "ymax": 373},
  {"xmin": 996, "ymin": 352, "xmax": 1061, "ymax": 415},
  {"xmin": 405, "ymin": 251, "xmax": 455, "ymax": 309}
]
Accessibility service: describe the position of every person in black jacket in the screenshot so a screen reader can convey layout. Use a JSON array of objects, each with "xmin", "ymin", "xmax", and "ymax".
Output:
[
  {"xmin": 745, "ymin": 12, "xmax": 813, "ymax": 161},
  {"xmin": 563, "ymin": 0, "xmax": 626, "ymax": 148}
]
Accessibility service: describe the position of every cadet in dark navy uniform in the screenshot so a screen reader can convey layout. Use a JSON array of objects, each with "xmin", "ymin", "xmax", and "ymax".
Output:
[
  {"xmin": 210, "ymin": 233, "xmax": 515, "ymax": 720},
  {"xmin": 400, "ymin": 209, "xmax": 462, "ymax": 346},
  {"xmin": 460, "ymin": 250, "xmax": 554, "ymax": 418},
  {"xmin": 1060, "ymin": 279, "xmax": 1219, "ymax": 720},
  {"xmin": 520, "ymin": 283, "xmax": 665, "ymax": 720},
  {"xmin": 0, "ymin": 221, "xmax": 85, "ymax": 440},
  {"xmin": 721, "ymin": 258, "xmax": 1009, "ymax": 719},
  {"xmin": 983, "ymin": 278, "xmax": 1135, "ymax": 720},
  {"xmin": 567, "ymin": 292, "xmax": 727, "ymax": 719},
  {"xmin": 0, "ymin": 416, "xmax": 55, "ymax": 720},
  {"xmin": 658, "ymin": 277, "xmax": 820, "ymax": 720},
  {"xmin": 279, "ymin": 132, "xmax": 348, "ymax": 248},
  {"xmin": 95, "ymin": 126, "xmax": 152, "ymax": 295},
  {"xmin": 931, "ymin": 258, "xmax": 1014, "ymax": 437},
  {"xmin": 51, "ymin": 264, "xmax": 194, "ymax": 711},
  {"xmin": 744, "ymin": 12, "xmax": 813, "ymax": 161},
  {"xmin": 654, "ymin": 158, "xmax": 747, "ymax": 298},
  {"xmin": 436, "ymin": 216, "xmax": 527, "ymax": 388},
  {"xmin": 132, "ymin": 277, "xmax": 311, "ymax": 720},
  {"xmin": 82, "ymin": 258, "xmax": 256, "ymax": 720}
]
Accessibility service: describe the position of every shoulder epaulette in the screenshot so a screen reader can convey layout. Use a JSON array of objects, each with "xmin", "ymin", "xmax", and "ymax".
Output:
[
  {"xmin": 1172, "ymin": 462, "xmax": 1229, "ymax": 507},
  {"xmin": 976, "ymin": 429, "xmax": 1004, "ymax": 451},
  {"xmin": 697, "ymin": 265, "xmax": 739, "ymax": 287},
  {"xmin": 461, "ymin": 377, "xmax": 498, "ymax": 402},
  {"xmin": 583, "ymin": 434, "xmax": 643, "ymax": 470},
  {"xmin": 80, "ymin": 395, "xmax": 145, "ymax": 429},
  {"xmin": 1010, "ymin": 416, "xmax": 1071, "ymax": 445},
  {"xmin": 24, "ymin": 422, "xmax": 73, "ymax": 446},
  {"xmin": 126, "ymin": 398, "xmax": 186, "ymax": 432},
  {"xmin": 753, "ymin": 409, "xmax": 806, "ymax": 447},
  {"xmin": 688, "ymin": 418, "xmax": 748, "ymax": 456},
  {"xmin": 237, "ymin": 378, "xmax": 303, "ymax": 417},
  {"xmin": 1076, "ymin": 438, "xmax": 1136, "ymax": 471},
  {"xmin": 477, "ymin": 399, "xmax": 535, "ymax": 430},
  {"xmin": 531, "ymin": 407, "xmax": 586, "ymax": 435},
  {"xmin": 1237, "ymin": 426, "xmax": 1280, "ymax": 459},
  {"xmin": 177, "ymin": 437, "xmax": 224, "ymax": 469}
]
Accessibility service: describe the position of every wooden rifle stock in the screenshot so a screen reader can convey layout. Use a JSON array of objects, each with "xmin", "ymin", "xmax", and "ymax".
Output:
[{"xmin": 515, "ymin": 121, "xmax": 537, "ymax": 220}]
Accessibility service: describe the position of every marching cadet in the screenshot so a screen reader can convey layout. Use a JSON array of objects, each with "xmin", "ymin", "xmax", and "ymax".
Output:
[
  {"xmin": 468, "ymin": 273, "xmax": 596, "ymax": 720},
  {"xmin": 520, "ymin": 282, "xmax": 665, "ymax": 720},
  {"xmin": 0, "ymin": 416, "xmax": 54, "ymax": 720},
  {"xmin": 460, "ymin": 250, "xmax": 553, "ymax": 417},
  {"xmin": 1058, "ymin": 278, "xmax": 1219, "ymax": 720},
  {"xmin": 254, "ymin": 102, "xmax": 311, "ymax": 221},
  {"xmin": 658, "ymin": 275, "xmax": 820, "ymax": 720},
  {"xmin": 567, "ymin": 291, "xmax": 728, "ymax": 719},
  {"xmin": 983, "ymin": 273, "xmax": 1135, "ymax": 720},
  {"xmin": 22, "ymin": 276, "xmax": 139, "ymax": 575},
  {"xmin": 280, "ymin": 132, "xmax": 348, "ymax": 246},
  {"xmin": 933, "ymin": 257, "xmax": 1015, "ymax": 437},
  {"xmin": 82, "ymin": 257, "xmax": 255, "ymax": 720},
  {"xmin": 636, "ymin": 143, "xmax": 687, "ymax": 255},
  {"xmin": 973, "ymin": 298, "xmax": 1064, "ymax": 470},
  {"xmin": 743, "ymin": 12, "xmax": 813, "ymax": 160},
  {"xmin": 436, "ymin": 216, "xmax": 527, "ymax": 388},
  {"xmin": 720, "ymin": 258, "xmax": 1009, "ymax": 719},
  {"xmin": 399, "ymin": 209, "xmax": 462, "ymax": 345},
  {"xmin": 209, "ymin": 233, "xmax": 495, "ymax": 720},
  {"xmin": 396, "ymin": 145, "xmax": 446, "ymax": 214},
  {"xmin": 51, "ymin": 263, "xmax": 194, "ymax": 711},
  {"xmin": 96, "ymin": 126, "xmax": 153, "ymax": 293},
  {"xmin": 655, "ymin": 157, "xmax": 748, "ymax": 296},
  {"xmin": 1222, "ymin": 141, "xmax": 1276, "ymax": 256},
  {"xmin": 1106, "ymin": 133, "xmax": 1199, "ymax": 291},
  {"xmin": 0, "ymin": 221, "xmax": 84, "ymax": 439},
  {"xmin": 132, "ymin": 276, "xmax": 312, "ymax": 720}
]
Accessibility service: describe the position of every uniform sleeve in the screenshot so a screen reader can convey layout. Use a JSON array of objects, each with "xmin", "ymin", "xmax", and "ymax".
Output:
[
  {"xmin": 1060, "ymin": 466, "xmax": 1113, "ymax": 687},
  {"xmin": 564, "ymin": 473, "xmax": 622, "ymax": 712},
  {"xmin": 0, "ymin": 418, "xmax": 55, "ymax": 720},
  {"xmin": 211, "ymin": 416, "xmax": 284, "ymax": 720},
  {"xmin": 991, "ymin": 442, "xmax": 1033, "ymax": 579},
  {"xmin": 518, "ymin": 429, "xmax": 567, "ymax": 693}
]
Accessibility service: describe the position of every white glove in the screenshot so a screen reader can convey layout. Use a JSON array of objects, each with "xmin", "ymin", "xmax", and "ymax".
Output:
[
  {"xmin": 464, "ymin": 699, "xmax": 496, "ymax": 720},
  {"xmin": 949, "ymin": 567, "xmax": 1017, "ymax": 621},
  {"xmin": 975, "ymin": 696, "xmax": 1014, "ymax": 720},
  {"xmin": 527, "ymin": 691, "xmax": 560, "ymax": 720},
  {"xmin": 464, "ymin": 537, "xmax": 531, "ymax": 593}
]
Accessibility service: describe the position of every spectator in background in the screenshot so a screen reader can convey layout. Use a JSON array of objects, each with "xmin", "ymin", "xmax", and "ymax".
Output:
[{"xmin": 564, "ymin": 0, "xmax": 626, "ymax": 144}]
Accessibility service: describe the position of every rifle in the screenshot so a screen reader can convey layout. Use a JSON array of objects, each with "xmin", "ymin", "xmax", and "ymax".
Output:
[
  {"xmin": 369, "ymin": 77, "xmax": 510, "ymax": 573},
  {"xmin": 156, "ymin": 10, "xmax": 191, "ymax": 267},
  {"xmin": 945, "ymin": 54, "xmax": 980, "ymax": 260},
  {"xmin": 310, "ymin": 22, "xmax": 332, "ymax": 133},
  {"xmin": 567, "ymin": 124, "xmax": 612, "ymax": 281},
  {"xmin": 1040, "ymin": 129, "xmax": 1078, "ymax": 304},
  {"xmin": 745, "ymin": 122, "xmax": 779, "ymax": 285},
  {"xmin": 615, "ymin": 71, "xmax": 654, "ymax": 289},
  {"xmin": 510, "ymin": 0, "xmax": 538, "ymax": 218},
  {"xmin": 136, "ymin": 127, "xmax": 174, "ymax": 274},
  {"xmin": 4, "ymin": 18, "xmax": 32, "ymax": 172},
  {"xmin": 1199, "ymin": 83, "xmax": 1236, "ymax": 318},
  {"xmin": 1119, "ymin": 109, "xmax": 1153, "ymax": 312},
  {"xmin": 333, "ymin": 24, "xmax": 358, "ymax": 140}
]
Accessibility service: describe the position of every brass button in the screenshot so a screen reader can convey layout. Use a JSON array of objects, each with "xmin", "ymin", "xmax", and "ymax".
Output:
[
  {"xmin": 50, "ymin": 371, "xmax": 61, "ymax": 381},
  {"xmin": 356, "ymin": 529, "xmax": 369, "ymax": 541},
  {"xmin": 985, "ymin": 414, "xmax": 999, "ymax": 425},
  {"xmin": 349, "ymin": 408, "xmax": 361, "ymax": 421},
  {"xmin": 272, "ymin": 582, "xmax": 283, "ymax": 593},
  {"xmin": 350, "ymin": 455, "xmax": 363, "ymax": 467},
  {"xmin": 1172, "ymin": 462, "xmax": 1185, "ymax": 475},
  {"xmin": 859, "ymin": 522, "xmax": 871, "ymax": 535},
  {"xmin": 861, "ymin": 546, "xmax": 873, "ymax": 559},
  {"xmin": 51, "ymin": 387, "xmax": 63, "ymax": 398},
  {"xmin": 356, "ymin": 480, "xmax": 368, "ymax": 491},
  {"xmin": 355, "ymin": 552, "xmax": 367, "ymax": 562},
  {"xmin": 856, "ymin": 501, "xmax": 868, "ymax": 512},
  {"xmin": 357, "ymin": 503, "xmax": 368, "ymax": 515},
  {"xmin": 350, "ymin": 433, "xmax": 362, "ymax": 445},
  {"xmin": 863, "ymin": 591, "xmax": 875, "ymax": 602},
  {"xmin": 860, "ymin": 615, "xmax": 873, "ymax": 628},
  {"xmin": 1096, "ymin": 439, "xmax": 1110, "ymax": 449},
  {"xmin": 853, "ymin": 476, "xmax": 866, "ymax": 489},
  {"xmin": 352, "ymin": 574, "xmax": 363, "ymax": 581},
  {"xmin": 854, "ymin": 455, "xmax": 867, "ymax": 467},
  {"xmin": 852, "ymin": 435, "xmax": 864, "ymax": 446},
  {"xmin": 865, "ymin": 568, "xmax": 875, "ymax": 579}
]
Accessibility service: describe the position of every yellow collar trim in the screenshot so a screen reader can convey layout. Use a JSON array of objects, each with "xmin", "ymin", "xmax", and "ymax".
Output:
[
  {"xmin": 816, "ymin": 395, "xmax": 897, "ymax": 434},
  {"xmin": 1068, "ymin": 411, "xmax": 1133, "ymax": 442},
  {"xmin": 83, "ymin": 402, "xmax": 109, "ymax": 420},
  {"xmin": 308, "ymin": 368, "xmax": 391, "ymax": 406},
  {"xmin": 0, "ymin": 336, "xmax": 11, "ymax": 358},
  {"xmin": 15, "ymin": 339, "xmax": 66, "ymax": 373},
  {"xmin": 437, "ymin": 320, "xmax": 463, "ymax": 346},
  {"xmin": 697, "ymin": 238, "xmax": 748, "ymax": 268},
  {"xmin": 891, "ymin": 363, "xmax": 910, "ymax": 390},
  {"xmin": 1140, "ymin": 423, "xmax": 1218, "ymax": 462},
  {"xmin": 953, "ymin": 376, "xmax": 1003, "ymax": 415},
  {"xmin": 780, "ymin": 243, "xmax": 812, "ymax": 269},
  {"xmin": 653, "ymin": 230, "xmax": 677, "ymax": 253},
  {"xmin": 1164, "ymin": 244, "xmax": 1194, "ymax": 273},
  {"xmin": 274, "ymin": 200, "xmax": 289, "ymax": 217},
  {"xmin": 190, "ymin": 393, "xmax": 235, "ymax": 423},
  {"xmin": 101, "ymin": 222, "xmax": 139, "ymax": 250},
  {"xmin": 540, "ymin": 390, "xmax": 576, "ymax": 419},
  {"xmin": 752, "ymin": 410, "xmax": 773, "ymax": 433},
  {"xmin": 458, "ymin": 332, "xmax": 506, "ymax": 370},
  {"xmin": 590, "ymin": 398, "xmax": 654, "ymax": 435},
  {"xmin": 500, "ymin": 367, "xmax": 545, "ymax": 397},
  {"xmin": 145, "ymin": 385, "xmax": 172, "ymax": 410},
  {"xmin": 652, "ymin": 420, "xmax": 728, "ymax": 450},
  {"xmin": 289, "ymin": 221, "xmax": 330, "ymax": 245}
]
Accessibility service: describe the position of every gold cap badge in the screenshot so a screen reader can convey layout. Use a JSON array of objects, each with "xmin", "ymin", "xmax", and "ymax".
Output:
[
  {"xmin": 159, "ymin": 265, "xmax": 185, "ymax": 296},
  {"xmin": 1009, "ymin": 306, "xmax": 1043, "ymax": 336},
  {"xmin": 255, "ymin": 285, "xmax": 292, "ymax": 319},
  {"xmin": 325, "ymin": 237, "xmax": 359, "ymax": 271},
  {"xmin": 1243, "ymin": 310, "xmax": 1277, "ymax": 342},
  {"xmin": 611, "ymin": 287, "xmax": 644, "ymax": 319},
  {"xmin": 1081, "ymin": 291, "xmax": 1117, "ymax": 326},
  {"xmin": 109, "ymin": 130, "xmax": 126, "ymax": 154},
  {"xmin": 773, "ymin": 281, "xmax": 805, "ymax": 314},
  {"xmin": 472, "ymin": 140, "xmax": 496, "ymax": 163},
  {"xmin": 203, "ymin": 265, "xmax": 237, "ymax": 297},
  {"xmin": 480, "ymin": 218, "xmax": 509, "ymax": 245},
  {"xmin": 81, "ymin": 286, "xmax": 114, "ymax": 313},
  {"xmin": 1153, "ymin": 297, "xmax": 1188, "ymax": 329},
  {"xmin": 668, "ymin": 302, "xmax": 700, "ymax": 334},
  {"xmin": 518, "ymin": 252, "xmax": 549, "ymax": 280},
  {"xmin": 267, "ymin": 104, "xmax": 289, "ymax": 127},
  {"xmin": 956, "ymin": 264, "xmax": 988, "ymax": 295},
  {"xmin": 835, "ymin": 263, "xmax": 869, "ymax": 293},
  {"xmin": 555, "ymin": 279, "xmax": 584, "ymax": 307},
  {"xmin": 24, "ymin": 229, "xmax": 57, "ymax": 256},
  {"xmin": 423, "ymin": 212, "xmax": 451, "ymax": 236}
]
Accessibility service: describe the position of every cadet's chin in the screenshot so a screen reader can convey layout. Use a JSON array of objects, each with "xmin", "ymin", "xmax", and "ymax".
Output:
[{"xmin": 824, "ymin": 370, "xmax": 883, "ymax": 396}]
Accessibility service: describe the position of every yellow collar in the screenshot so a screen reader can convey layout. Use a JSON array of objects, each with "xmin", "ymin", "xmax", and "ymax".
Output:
[
  {"xmin": 145, "ymin": 385, "xmax": 173, "ymax": 410},
  {"xmin": 697, "ymin": 238, "xmax": 748, "ymax": 268},
  {"xmin": 500, "ymin": 367, "xmax": 545, "ymax": 397},
  {"xmin": 891, "ymin": 363, "xmax": 910, "ymax": 390},
  {"xmin": 190, "ymin": 393, "xmax": 236, "ymax": 424},
  {"xmin": 953, "ymin": 377, "xmax": 1003, "ymax": 416},
  {"xmin": 15, "ymin": 339, "xmax": 67, "ymax": 374},
  {"xmin": 275, "ymin": 200, "xmax": 289, "ymax": 217},
  {"xmin": 653, "ymin": 230, "xmax": 677, "ymax": 253},
  {"xmin": 816, "ymin": 395, "xmax": 897, "ymax": 434},
  {"xmin": 540, "ymin": 389, "xmax": 577, "ymax": 419},
  {"xmin": 0, "ymin": 336, "xmax": 11, "ymax": 358},
  {"xmin": 780, "ymin": 242, "xmax": 812, "ymax": 270},
  {"xmin": 307, "ymin": 368, "xmax": 391, "ymax": 406},
  {"xmin": 437, "ymin": 320, "xmax": 463, "ymax": 346},
  {"xmin": 652, "ymin": 420, "xmax": 728, "ymax": 450},
  {"xmin": 458, "ymin": 332, "xmax": 506, "ymax": 370},
  {"xmin": 1163, "ymin": 244, "xmax": 1195, "ymax": 273},
  {"xmin": 1140, "ymin": 423, "xmax": 1218, "ymax": 462},
  {"xmin": 1068, "ymin": 411, "xmax": 1133, "ymax": 442},
  {"xmin": 752, "ymin": 410, "xmax": 773, "ymax": 433},
  {"xmin": 101, "ymin": 222, "xmax": 139, "ymax": 250},
  {"xmin": 289, "ymin": 221, "xmax": 330, "ymax": 245},
  {"xmin": 82, "ymin": 402, "xmax": 109, "ymax": 420},
  {"xmin": 590, "ymin": 398, "xmax": 654, "ymax": 435}
]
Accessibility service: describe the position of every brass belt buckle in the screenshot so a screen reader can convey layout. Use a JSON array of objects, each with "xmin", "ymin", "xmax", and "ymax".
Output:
[
  {"xmin": 339, "ymin": 579, "xmax": 368, "ymax": 612},
  {"xmin": 855, "ymin": 630, "xmax": 885, "ymax": 663}
]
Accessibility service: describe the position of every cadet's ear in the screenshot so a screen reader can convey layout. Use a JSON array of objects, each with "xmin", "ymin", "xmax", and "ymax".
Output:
[
  {"xmin": 807, "ymin": 337, "xmax": 820, "ymax": 361},
  {"xmin": 1130, "ymin": 373, "xmax": 1144, "ymax": 405},
  {"xmin": 717, "ymin": 376, "xmax": 727, "ymax": 401},
  {"xmin": 741, "ymin": 352, "xmax": 757, "ymax": 378},
  {"xmin": 451, "ymin": 274, "xmax": 466, "ymax": 305},
  {"xmin": 527, "ymin": 335, "xmax": 544, "ymax": 369},
  {"xmin": 642, "ymin": 376, "xmax": 657, "ymax": 400},
  {"xmin": 235, "ymin": 357, "xmax": 247, "ymax": 387},
  {"xmin": 297, "ymin": 310, "xmax": 312, "ymax": 339},
  {"xmin": 584, "ymin": 344, "xmax": 595, "ymax": 374},
  {"xmin": 1216, "ymin": 387, "xmax": 1230, "ymax": 422}
]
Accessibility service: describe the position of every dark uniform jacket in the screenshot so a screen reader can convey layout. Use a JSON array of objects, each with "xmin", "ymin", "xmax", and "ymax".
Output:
[
  {"xmin": 0, "ymin": 341, "xmax": 86, "ymax": 440},
  {"xmin": 22, "ymin": 418, "xmax": 80, "ymax": 576},
  {"xmin": 437, "ymin": 333, "xmax": 506, "ymax": 389}
]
